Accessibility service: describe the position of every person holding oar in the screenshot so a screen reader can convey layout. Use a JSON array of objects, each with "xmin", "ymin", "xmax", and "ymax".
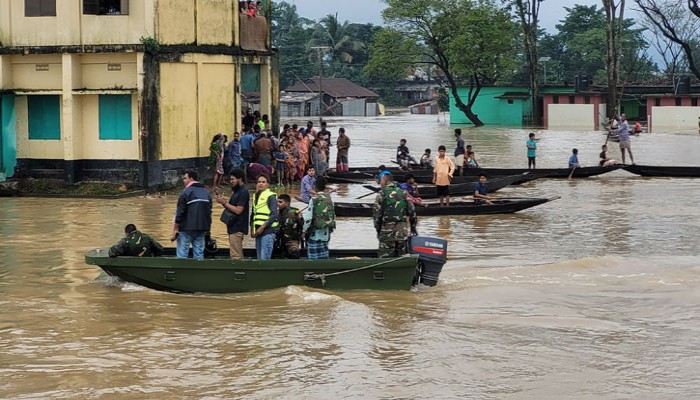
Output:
[
  {"xmin": 608, "ymin": 113, "xmax": 635, "ymax": 165},
  {"xmin": 568, "ymin": 148, "xmax": 581, "ymax": 179}
]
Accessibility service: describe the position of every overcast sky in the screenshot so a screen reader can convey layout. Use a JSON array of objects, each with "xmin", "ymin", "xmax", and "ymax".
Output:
[{"xmin": 289, "ymin": 0, "xmax": 620, "ymax": 33}]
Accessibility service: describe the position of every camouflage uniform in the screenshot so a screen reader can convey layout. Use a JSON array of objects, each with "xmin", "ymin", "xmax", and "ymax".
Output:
[
  {"xmin": 275, "ymin": 206, "xmax": 303, "ymax": 259},
  {"xmin": 373, "ymin": 182, "xmax": 417, "ymax": 258},
  {"xmin": 109, "ymin": 231, "xmax": 164, "ymax": 257}
]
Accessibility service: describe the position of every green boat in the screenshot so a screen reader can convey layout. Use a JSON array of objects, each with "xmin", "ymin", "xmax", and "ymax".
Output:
[{"xmin": 85, "ymin": 237, "xmax": 448, "ymax": 294}]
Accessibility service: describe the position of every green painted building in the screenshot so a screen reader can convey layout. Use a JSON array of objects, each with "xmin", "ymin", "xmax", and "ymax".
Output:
[
  {"xmin": 449, "ymin": 87, "xmax": 532, "ymax": 126},
  {"xmin": 1, "ymin": 95, "xmax": 17, "ymax": 180}
]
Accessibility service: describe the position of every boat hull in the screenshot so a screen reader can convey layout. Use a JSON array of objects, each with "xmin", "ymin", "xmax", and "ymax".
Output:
[
  {"xmin": 86, "ymin": 249, "xmax": 421, "ymax": 293},
  {"xmin": 328, "ymin": 165, "xmax": 620, "ymax": 183},
  {"xmin": 335, "ymin": 197, "xmax": 556, "ymax": 217},
  {"xmin": 622, "ymin": 164, "xmax": 700, "ymax": 178}
]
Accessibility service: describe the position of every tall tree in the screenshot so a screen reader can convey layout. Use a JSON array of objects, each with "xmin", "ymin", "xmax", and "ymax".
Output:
[
  {"xmin": 368, "ymin": 0, "xmax": 517, "ymax": 126},
  {"xmin": 555, "ymin": 5, "xmax": 607, "ymax": 82},
  {"xmin": 308, "ymin": 13, "xmax": 368, "ymax": 77},
  {"xmin": 271, "ymin": 2, "xmax": 315, "ymax": 88},
  {"xmin": 634, "ymin": 0, "xmax": 700, "ymax": 79},
  {"xmin": 508, "ymin": 0, "xmax": 543, "ymax": 125},
  {"xmin": 602, "ymin": 0, "xmax": 626, "ymax": 118}
]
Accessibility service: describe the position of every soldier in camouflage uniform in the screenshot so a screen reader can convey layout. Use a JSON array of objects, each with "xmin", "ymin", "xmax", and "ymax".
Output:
[
  {"xmin": 109, "ymin": 224, "xmax": 164, "ymax": 257},
  {"xmin": 373, "ymin": 173, "xmax": 418, "ymax": 258},
  {"xmin": 275, "ymin": 194, "xmax": 303, "ymax": 258}
]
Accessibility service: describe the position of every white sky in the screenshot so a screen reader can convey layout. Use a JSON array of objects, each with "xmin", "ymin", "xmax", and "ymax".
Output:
[{"xmin": 289, "ymin": 0, "xmax": 608, "ymax": 33}]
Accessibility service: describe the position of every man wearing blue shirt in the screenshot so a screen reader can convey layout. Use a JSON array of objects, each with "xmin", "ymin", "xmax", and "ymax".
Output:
[
  {"xmin": 474, "ymin": 174, "xmax": 494, "ymax": 205},
  {"xmin": 610, "ymin": 113, "xmax": 635, "ymax": 165}
]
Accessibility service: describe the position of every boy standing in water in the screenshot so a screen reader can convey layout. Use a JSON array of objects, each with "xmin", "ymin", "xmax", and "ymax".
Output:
[{"xmin": 526, "ymin": 133, "xmax": 537, "ymax": 169}]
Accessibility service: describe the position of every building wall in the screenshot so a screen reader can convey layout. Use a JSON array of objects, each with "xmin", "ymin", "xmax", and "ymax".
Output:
[
  {"xmin": 11, "ymin": 55, "xmax": 63, "ymax": 90},
  {"xmin": 650, "ymin": 106, "xmax": 700, "ymax": 132},
  {"xmin": 156, "ymin": 0, "xmax": 238, "ymax": 45},
  {"xmin": 159, "ymin": 54, "xmax": 237, "ymax": 160},
  {"xmin": 1, "ymin": 1, "xmax": 278, "ymax": 187},
  {"xmin": 14, "ymin": 96, "xmax": 65, "ymax": 159},
  {"xmin": 0, "ymin": 0, "xmax": 155, "ymax": 46},
  {"xmin": 548, "ymin": 104, "xmax": 595, "ymax": 130},
  {"xmin": 156, "ymin": 1, "xmax": 195, "ymax": 45},
  {"xmin": 80, "ymin": 94, "xmax": 139, "ymax": 160},
  {"xmin": 449, "ymin": 87, "xmax": 530, "ymax": 125}
]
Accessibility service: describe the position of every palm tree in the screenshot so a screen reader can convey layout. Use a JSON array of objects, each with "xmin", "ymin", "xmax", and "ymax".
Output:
[{"xmin": 308, "ymin": 13, "xmax": 366, "ymax": 76}]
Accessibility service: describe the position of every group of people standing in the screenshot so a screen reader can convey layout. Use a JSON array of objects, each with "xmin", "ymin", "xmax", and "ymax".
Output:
[
  {"xmin": 207, "ymin": 111, "xmax": 352, "ymax": 188},
  {"xmin": 109, "ymin": 167, "xmax": 421, "ymax": 261},
  {"xmin": 111, "ymin": 169, "xmax": 338, "ymax": 262}
]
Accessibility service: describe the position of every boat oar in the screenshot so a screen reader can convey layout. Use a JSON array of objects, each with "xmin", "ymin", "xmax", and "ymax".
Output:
[
  {"xmin": 356, "ymin": 191, "xmax": 377, "ymax": 200},
  {"xmin": 568, "ymin": 165, "xmax": 577, "ymax": 180},
  {"xmin": 356, "ymin": 185, "xmax": 381, "ymax": 199}
]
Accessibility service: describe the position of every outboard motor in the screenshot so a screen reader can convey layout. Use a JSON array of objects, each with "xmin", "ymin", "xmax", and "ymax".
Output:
[{"xmin": 409, "ymin": 236, "xmax": 448, "ymax": 287}]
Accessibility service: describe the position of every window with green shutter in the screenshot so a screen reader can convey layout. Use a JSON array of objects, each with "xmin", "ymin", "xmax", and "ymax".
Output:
[
  {"xmin": 99, "ymin": 95, "xmax": 132, "ymax": 140},
  {"xmin": 28, "ymin": 96, "xmax": 61, "ymax": 140}
]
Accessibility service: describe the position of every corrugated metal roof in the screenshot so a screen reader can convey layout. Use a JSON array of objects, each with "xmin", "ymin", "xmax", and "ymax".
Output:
[{"xmin": 284, "ymin": 77, "xmax": 379, "ymax": 98}]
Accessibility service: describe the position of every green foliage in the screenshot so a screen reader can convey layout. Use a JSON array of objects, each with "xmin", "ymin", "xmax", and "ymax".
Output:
[
  {"xmin": 364, "ymin": 29, "xmax": 420, "ymax": 84},
  {"xmin": 539, "ymin": 4, "xmax": 655, "ymax": 84},
  {"xmin": 436, "ymin": 87, "xmax": 449, "ymax": 112},
  {"xmin": 139, "ymin": 36, "xmax": 160, "ymax": 54},
  {"xmin": 272, "ymin": 2, "xmax": 316, "ymax": 88},
  {"xmin": 371, "ymin": 0, "xmax": 517, "ymax": 124}
]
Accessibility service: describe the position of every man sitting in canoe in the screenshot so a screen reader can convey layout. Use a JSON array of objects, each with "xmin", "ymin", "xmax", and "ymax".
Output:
[
  {"xmin": 398, "ymin": 174, "xmax": 423, "ymax": 206},
  {"xmin": 109, "ymin": 224, "xmax": 164, "ymax": 257},
  {"xmin": 275, "ymin": 194, "xmax": 303, "ymax": 259},
  {"xmin": 473, "ymin": 174, "xmax": 494, "ymax": 206}
]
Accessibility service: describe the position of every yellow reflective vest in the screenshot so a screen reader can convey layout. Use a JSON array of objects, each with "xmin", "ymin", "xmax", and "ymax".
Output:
[{"xmin": 252, "ymin": 189, "xmax": 279, "ymax": 230}]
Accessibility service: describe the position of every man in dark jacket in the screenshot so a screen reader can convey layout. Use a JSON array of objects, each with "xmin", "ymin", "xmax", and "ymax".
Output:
[
  {"xmin": 171, "ymin": 169, "xmax": 212, "ymax": 259},
  {"xmin": 109, "ymin": 224, "xmax": 163, "ymax": 257}
]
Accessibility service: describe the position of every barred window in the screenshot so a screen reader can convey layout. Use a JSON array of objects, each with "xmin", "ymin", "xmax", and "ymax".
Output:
[{"xmin": 83, "ymin": 0, "xmax": 129, "ymax": 15}]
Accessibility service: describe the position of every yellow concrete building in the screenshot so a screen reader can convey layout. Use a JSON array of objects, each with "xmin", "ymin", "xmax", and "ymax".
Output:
[{"xmin": 0, "ymin": 0, "xmax": 278, "ymax": 187}]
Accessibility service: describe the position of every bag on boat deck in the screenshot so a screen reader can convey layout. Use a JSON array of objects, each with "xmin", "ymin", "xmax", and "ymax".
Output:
[{"xmin": 205, "ymin": 232, "xmax": 218, "ymax": 255}]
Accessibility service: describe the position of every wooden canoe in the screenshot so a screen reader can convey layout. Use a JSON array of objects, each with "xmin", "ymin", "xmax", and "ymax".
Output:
[
  {"xmin": 335, "ymin": 197, "xmax": 558, "ymax": 217},
  {"xmin": 328, "ymin": 165, "xmax": 621, "ymax": 183},
  {"xmin": 361, "ymin": 173, "xmax": 532, "ymax": 199},
  {"xmin": 622, "ymin": 164, "xmax": 700, "ymax": 178}
]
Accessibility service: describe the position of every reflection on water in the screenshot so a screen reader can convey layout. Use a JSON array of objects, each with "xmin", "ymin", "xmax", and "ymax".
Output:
[{"xmin": 1, "ymin": 114, "xmax": 700, "ymax": 398}]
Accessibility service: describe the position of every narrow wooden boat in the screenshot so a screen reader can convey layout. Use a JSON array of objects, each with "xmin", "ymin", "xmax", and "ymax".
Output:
[
  {"xmin": 85, "ymin": 237, "xmax": 448, "ymax": 294},
  {"xmin": 465, "ymin": 165, "xmax": 623, "ymax": 178},
  {"xmin": 335, "ymin": 197, "xmax": 559, "ymax": 217},
  {"xmin": 622, "ymin": 164, "xmax": 700, "ymax": 178},
  {"xmin": 362, "ymin": 173, "xmax": 528, "ymax": 199},
  {"xmin": 413, "ymin": 171, "xmax": 550, "ymax": 185},
  {"xmin": 328, "ymin": 165, "xmax": 621, "ymax": 183},
  {"xmin": 327, "ymin": 168, "xmax": 432, "ymax": 183}
]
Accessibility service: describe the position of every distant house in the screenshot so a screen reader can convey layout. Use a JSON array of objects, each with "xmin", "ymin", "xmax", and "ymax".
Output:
[
  {"xmin": 449, "ymin": 76, "xmax": 699, "ymax": 132},
  {"xmin": 283, "ymin": 77, "xmax": 381, "ymax": 117},
  {"xmin": 395, "ymin": 83, "xmax": 439, "ymax": 105}
]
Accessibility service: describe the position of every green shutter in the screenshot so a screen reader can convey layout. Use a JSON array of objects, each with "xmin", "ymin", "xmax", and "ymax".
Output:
[
  {"xmin": 241, "ymin": 64, "xmax": 261, "ymax": 93},
  {"xmin": 28, "ymin": 95, "xmax": 61, "ymax": 140},
  {"xmin": 99, "ymin": 95, "xmax": 132, "ymax": 140}
]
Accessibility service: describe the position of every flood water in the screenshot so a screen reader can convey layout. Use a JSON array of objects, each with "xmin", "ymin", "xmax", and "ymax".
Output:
[{"xmin": 1, "ymin": 114, "xmax": 699, "ymax": 399}]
